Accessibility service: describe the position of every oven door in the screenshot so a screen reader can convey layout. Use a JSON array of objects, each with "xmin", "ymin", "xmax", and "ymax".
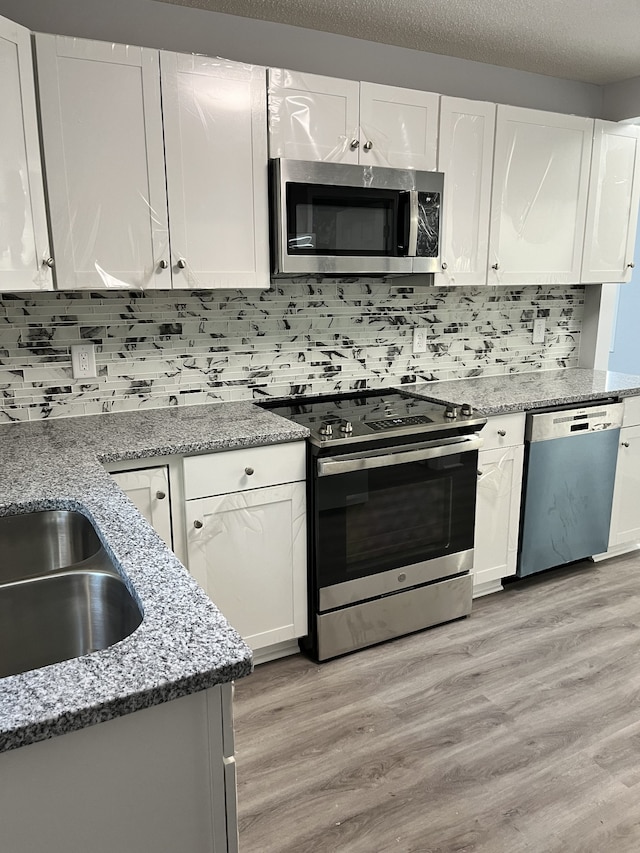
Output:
[{"xmin": 313, "ymin": 435, "xmax": 481, "ymax": 611}]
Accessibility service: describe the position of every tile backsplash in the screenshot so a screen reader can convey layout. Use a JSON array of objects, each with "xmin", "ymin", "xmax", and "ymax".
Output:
[{"xmin": 0, "ymin": 281, "xmax": 584, "ymax": 422}]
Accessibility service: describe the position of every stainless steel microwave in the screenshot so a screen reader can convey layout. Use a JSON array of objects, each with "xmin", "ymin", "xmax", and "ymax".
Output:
[{"xmin": 269, "ymin": 158, "xmax": 444, "ymax": 276}]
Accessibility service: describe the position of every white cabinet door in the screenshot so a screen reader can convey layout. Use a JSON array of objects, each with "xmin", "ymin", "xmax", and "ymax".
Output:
[
  {"xmin": 608, "ymin": 425, "xmax": 640, "ymax": 548},
  {"xmin": 35, "ymin": 35, "xmax": 171, "ymax": 290},
  {"xmin": 473, "ymin": 443, "xmax": 525, "ymax": 588},
  {"xmin": 186, "ymin": 482, "xmax": 307, "ymax": 651},
  {"xmin": 0, "ymin": 16, "xmax": 52, "ymax": 291},
  {"xmin": 268, "ymin": 68, "xmax": 360, "ymax": 162},
  {"xmin": 111, "ymin": 466, "xmax": 173, "ymax": 550},
  {"xmin": 582, "ymin": 121, "xmax": 640, "ymax": 284},
  {"xmin": 435, "ymin": 97, "xmax": 496, "ymax": 286},
  {"xmin": 161, "ymin": 53, "xmax": 269, "ymax": 290},
  {"xmin": 358, "ymin": 82, "xmax": 438, "ymax": 170},
  {"xmin": 488, "ymin": 106, "xmax": 593, "ymax": 285}
]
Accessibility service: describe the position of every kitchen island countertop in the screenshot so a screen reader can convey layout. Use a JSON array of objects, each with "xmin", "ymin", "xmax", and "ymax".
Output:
[
  {"xmin": 0, "ymin": 401, "xmax": 308, "ymax": 753},
  {"xmin": 407, "ymin": 368, "xmax": 640, "ymax": 415}
]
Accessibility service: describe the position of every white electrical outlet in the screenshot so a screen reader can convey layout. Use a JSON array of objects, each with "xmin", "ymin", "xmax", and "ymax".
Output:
[
  {"xmin": 71, "ymin": 343, "xmax": 97, "ymax": 379},
  {"xmin": 532, "ymin": 319, "xmax": 546, "ymax": 344},
  {"xmin": 413, "ymin": 327, "xmax": 427, "ymax": 354}
]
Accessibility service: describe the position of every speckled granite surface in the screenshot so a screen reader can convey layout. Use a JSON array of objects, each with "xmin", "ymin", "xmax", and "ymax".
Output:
[
  {"xmin": 0, "ymin": 402, "xmax": 308, "ymax": 753},
  {"xmin": 408, "ymin": 369, "xmax": 640, "ymax": 415}
]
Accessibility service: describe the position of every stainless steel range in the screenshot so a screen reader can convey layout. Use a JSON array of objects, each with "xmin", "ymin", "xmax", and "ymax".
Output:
[{"xmin": 261, "ymin": 389, "xmax": 486, "ymax": 661}]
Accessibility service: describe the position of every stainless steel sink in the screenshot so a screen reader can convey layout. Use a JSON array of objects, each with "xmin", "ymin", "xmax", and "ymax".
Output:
[
  {"xmin": 0, "ymin": 509, "xmax": 102, "ymax": 584},
  {"xmin": 0, "ymin": 509, "xmax": 143, "ymax": 677},
  {"xmin": 0, "ymin": 569, "xmax": 143, "ymax": 678}
]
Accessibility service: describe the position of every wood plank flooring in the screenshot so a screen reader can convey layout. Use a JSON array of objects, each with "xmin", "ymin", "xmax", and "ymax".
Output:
[{"xmin": 233, "ymin": 552, "xmax": 640, "ymax": 852}]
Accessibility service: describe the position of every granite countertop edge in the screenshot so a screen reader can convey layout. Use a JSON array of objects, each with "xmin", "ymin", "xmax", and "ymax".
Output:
[
  {"xmin": 0, "ymin": 401, "xmax": 309, "ymax": 754},
  {"xmin": 405, "ymin": 368, "xmax": 640, "ymax": 415}
]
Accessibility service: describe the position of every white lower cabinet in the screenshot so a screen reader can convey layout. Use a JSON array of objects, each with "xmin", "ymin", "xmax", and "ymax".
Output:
[
  {"xmin": 473, "ymin": 414, "xmax": 525, "ymax": 594},
  {"xmin": 110, "ymin": 465, "xmax": 173, "ymax": 549},
  {"xmin": 608, "ymin": 397, "xmax": 640, "ymax": 550},
  {"xmin": 184, "ymin": 443, "xmax": 307, "ymax": 654},
  {"xmin": 0, "ymin": 685, "xmax": 238, "ymax": 853}
]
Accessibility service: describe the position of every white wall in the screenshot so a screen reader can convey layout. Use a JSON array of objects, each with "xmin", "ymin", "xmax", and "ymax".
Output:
[
  {"xmin": 603, "ymin": 75, "xmax": 640, "ymax": 122},
  {"xmin": 0, "ymin": 0, "xmax": 603, "ymax": 117}
]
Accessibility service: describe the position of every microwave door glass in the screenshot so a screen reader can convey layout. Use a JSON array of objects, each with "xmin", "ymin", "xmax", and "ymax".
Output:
[{"xmin": 286, "ymin": 183, "xmax": 409, "ymax": 257}]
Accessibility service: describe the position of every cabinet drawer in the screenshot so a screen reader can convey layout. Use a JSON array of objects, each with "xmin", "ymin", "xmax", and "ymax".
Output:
[
  {"xmin": 183, "ymin": 441, "xmax": 306, "ymax": 499},
  {"xmin": 480, "ymin": 413, "xmax": 526, "ymax": 451}
]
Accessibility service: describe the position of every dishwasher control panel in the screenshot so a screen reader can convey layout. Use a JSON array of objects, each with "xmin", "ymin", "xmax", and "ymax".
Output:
[{"xmin": 525, "ymin": 402, "xmax": 624, "ymax": 442}]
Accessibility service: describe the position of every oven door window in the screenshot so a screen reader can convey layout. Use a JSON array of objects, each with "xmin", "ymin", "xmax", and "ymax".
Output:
[
  {"xmin": 315, "ymin": 451, "xmax": 477, "ymax": 588},
  {"xmin": 286, "ymin": 183, "xmax": 409, "ymax": 256}
]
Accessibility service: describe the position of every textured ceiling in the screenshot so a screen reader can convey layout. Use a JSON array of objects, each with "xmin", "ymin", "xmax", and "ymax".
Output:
[{"xmin": 155, "ymin": 0, "xmax": 640, "ymax": 85}]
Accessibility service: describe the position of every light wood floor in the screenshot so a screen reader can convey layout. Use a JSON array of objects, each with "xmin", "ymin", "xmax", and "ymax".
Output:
[{"xmin": 234, "ymin": 552, "xmax": 640, "ymax": 853}]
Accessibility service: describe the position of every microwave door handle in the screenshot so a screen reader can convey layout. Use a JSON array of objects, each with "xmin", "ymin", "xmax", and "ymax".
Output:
[
  {"xmin": 317, "ymin": 435, "xmax": 483, "ymax": 477},
  {"xmin": 407, "ymin": 190, "xmax": 419, "ymax": 257}
]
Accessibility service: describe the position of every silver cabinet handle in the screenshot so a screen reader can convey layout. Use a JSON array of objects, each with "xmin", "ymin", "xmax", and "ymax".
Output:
[
  {"xmin": 177, "ymin": 258, "xmax": 187, "ymax": 269},
  {"xmin": 622, "ymin": 441, "xmax": 630, "ymax": 448},
  {"xmin": 43, "ymin": 257, "xmax": 54, "ymax": 268},
  {"xmin": 363, "ymin": 140, "xmax": 374, "ymax": 150},
  {"xmin": 244, "ymin": 466, "xmax": 255, "ymax": 476},
  {"xmin": 350, "ymin": 139, "xmax": 360, "ymax": 149},
  {"xmin": 156, "ymin": 490, "xmax": 166, "ymax": 500},
  {"xmin": 193, "ymin": 519, "xmax": 203, "ymax": 529},
  {"xmin": 159, "ymin": 259, "xmax": 168, "ymax": 269},
  {"xmin": 628, "ymin": 262, "xmax": 636, "ymax": 269},
  {"xmin": 492, "ymin": 263, "xmax": 500, "ymax": 270},
  {"xmin": 497, "ymin": 429, "xmax": 506, "ymax": 437},
  {"xmin": 441, "ymin": 262, "xmax": 448, "ymax": 270}
]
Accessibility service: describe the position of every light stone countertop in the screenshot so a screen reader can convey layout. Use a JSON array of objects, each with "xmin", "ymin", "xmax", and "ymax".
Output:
[
  {"xmin": 0, "ymin": 402, "xmax": 308, "ymax": 753},
  {"xmin": 408, "ymin": 368, "xmax": 640, "ymax": 415}
]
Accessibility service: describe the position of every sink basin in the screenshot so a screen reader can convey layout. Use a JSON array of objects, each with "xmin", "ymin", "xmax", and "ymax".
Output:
[
  {"xmin": 0, "ymin": 509, "xmax": 102, "ymax": 584},
  {"xmin": 0, "ymin": 509, "xmax": 143, "ymax": 677},
  {"xmin": 0, "ymin": 569, "xmax": 143, "ymax": 678}
]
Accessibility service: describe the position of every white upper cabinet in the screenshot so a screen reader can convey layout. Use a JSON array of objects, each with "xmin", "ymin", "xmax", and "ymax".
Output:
[
  {"xmin": 581, "ymin": 120, "xmax": 640, "ymax": 284},
  {"xmin": 268, "ymin": 69, "xmax": 360, "ymax": 163},
  {"xmin": 0, "ymin": 16, "xmax": 52, "ymax": 291},
  {"xmin": 488, "ymin": 105, "xmax": 593, "ymax": 286},
  {"xmin": 35, "ymin": 36, "xmax": 269, "ymax": 291},
  {"xmin": 436, "ymin": 97, "xmax": 496, "ymax": 286},
  {"xmin": 160, "ymin": 53, "xmax": 269, "ymax": 290},
  {"xmin": 35, "ymin": 36, "xmax": 171, "ymax": 290},
  {"xmin": 268, "ymin": 69, "xmax": 438, "ymax": 169},
  {"xmin": 358, "ymin": 82, "xmax": 438, "ymax": 170}
]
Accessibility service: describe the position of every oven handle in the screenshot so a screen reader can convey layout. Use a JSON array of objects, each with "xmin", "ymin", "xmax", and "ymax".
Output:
[{"xmin": 316, "ymin": 434, "xmax": 483, "ymax": 477}]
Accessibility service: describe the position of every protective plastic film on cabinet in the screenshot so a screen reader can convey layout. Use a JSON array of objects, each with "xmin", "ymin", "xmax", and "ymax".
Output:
[
  {"xmin": 34, "ymin": 35, "xmax": 172, "ymax": 290},
  {"xmin": 161, "ymin": 53, "xmax": 270, "ymax": 290},
  {"xmin": 0, "ymin": 17, "xmax": 53, "ymax": 292},
  {"xmin": 488, "ymin": 107, "xmax": 593, "ymax": 286},
  {"xmin": 268, "ymin": 68, "xmax": 361, "ymax": 163}
]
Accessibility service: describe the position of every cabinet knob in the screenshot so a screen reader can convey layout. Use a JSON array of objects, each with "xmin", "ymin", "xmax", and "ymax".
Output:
[
  {"xmin": 177, "ymin": 258, "xmax": 187, "ymax": 269},
  {"xmin": 627, "ymin": 262, "xmax": 636, "ymax": 269},
  {"xmin": 497, "ymin": 429, "xmax": 506, "ymax": 437},
  {"xmin": 43, "ymin": 257, "xmax": 55, "ymax": 268},
  {"xmin": 622, "ymin": 441, "xmax": 630, "ymax": 448},
  {"xmin": 441, "ymin": 261, "xmax": 448, "ymax": 270},
  {"xmin": 477, "ymin": 469, "xmax": 483, "ymax": 477},
  {"xmin": 244, "ymin": 466, "xmax": 255, "ymax": 476},
  {"xmin": 363, "ymin": 140, "xmax": 374, "ymax": 151},
  {"xmin": 492, "ymin": 263, "xmax": 500, "ymax": 270},
  {"xmin": 158, "ymin": 259, "xmax": 169, "ymax": 270},
  {"xmin": 156, "ymin": 490, "xmax": 166, "ymax": 500},
  {"xmin": 350, "ymin": 139, "xmax": 360, "ymax": 149},
  {"xmin": 193, "ymin": 519, "xmax": 203, "ymax": 529}
]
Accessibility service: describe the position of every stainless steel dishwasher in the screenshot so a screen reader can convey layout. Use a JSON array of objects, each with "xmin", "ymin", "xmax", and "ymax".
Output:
[{"xmin": 517, "ymin": 401, "xmax": 624, "ymax": 578}]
